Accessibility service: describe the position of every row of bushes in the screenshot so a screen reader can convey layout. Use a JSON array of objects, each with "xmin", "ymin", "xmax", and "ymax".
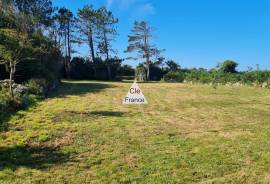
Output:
[{"xmin": 163, "ymin": 69, "xmax": 270, "ymax": 87}]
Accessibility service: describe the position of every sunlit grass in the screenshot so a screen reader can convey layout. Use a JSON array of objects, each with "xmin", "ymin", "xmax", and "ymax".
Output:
[{"xmin": 1, "ymin": 81, "xmax": 270, "ymax": 183}]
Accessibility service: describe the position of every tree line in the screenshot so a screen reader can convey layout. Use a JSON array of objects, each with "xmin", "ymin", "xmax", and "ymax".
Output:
[
  {"xmin": 0, "ymin": 1, "xmax": 120, "ymax": 99},
  {"xmin": 163, "ymin": 60, "xmax": 270, "ymax": 88},
  {"xmin": 1, "ymin": 0, "xmax": 62, "ymax": 101},
  {"xmin": 1, "ymin": 0, "xmax": 270, "ymax": 106},
  {"xmin": 0, "ymin": 0, "xmax": 166, "ymax": 120},
  {"xmin": 53, "ymin": 5, "xmax": 119, "ymax": 80},
  {"xmin": 0, "ymin": 0, "xmax": 166, "ymax": 96}
]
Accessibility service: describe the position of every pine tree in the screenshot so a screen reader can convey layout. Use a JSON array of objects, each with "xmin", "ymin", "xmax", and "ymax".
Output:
[
  {"xmin": 96, "ymin": 7, "xmax": 118, "ymax": 80},
  {"xmin": 125, "ymin": 21, "xmax": 163, "ymax": 80}
]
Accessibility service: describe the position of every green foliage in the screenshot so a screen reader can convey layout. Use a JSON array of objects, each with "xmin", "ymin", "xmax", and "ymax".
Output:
[
  {"xmin": 0, "ymin": 85, "xmax": 36, "ymax": 123},
  {"xmin": 14, "ymin": 0, "xmax": 54, "ymax": 29},
  {"xmin": 164, "ymin": 71, "xmax": 185, "ymax": 82},
  {"xmin": 162, "ymin": 66, "xmax": 270, "ymax": 87},
  {"xmin": 96, "ymin": 7, "xmax": 118, "ymax": 59},
  {"xmin": 0, "ymin": 28, "xmax": 32, "ymax": 63},
  {"xmin": 77, "ymin": 5, "xmax": 98, "ymax": 62},
  {"xmin": 0, "ymin": 28, "xmax": 61, "ymax": 85},
  {"xmin": 118, "ymin": 64, "xmax": 134, "ymax": 77},
  {"xmin": 70, "ymin": 57, "xmax": 95, "ymax": 80},
  {"xmin": 125, "ymin": 21, "xmax": 163, "ymax": 80},
  {"xmin": 185, "ymin": 68, "xmax": 208, "ymax": 83},
  {"xmin": 149, "ymin": 64, "xmax": 164, "ymax": 81},
  {"xmin": 160, "ymin": 60, "xmax": 270, "ymax": 86},
  {"xmin": 219, "ymin": 60, "xmax": 238, "ymax": 73},
  {"xmin": 25, "ymin": 78, "xmax": 48, "ymax": 95},
  {"xmin": 165, "ymin": 60, "xmax": 180, "ymax": 71},
  {"xmin": 0, "ymin": 0, "xmax": 62, "ymax": 118},
  {"xmin": 69, "ymin": 57, "xmax": 124, "ymax": 80},
  {"xmin": 0, "ymin": 88, "xmax": 12, "ymax": 122},
  {"xmin": 0, "ymin": 10, "xmax": 17, "ymax": 29}
]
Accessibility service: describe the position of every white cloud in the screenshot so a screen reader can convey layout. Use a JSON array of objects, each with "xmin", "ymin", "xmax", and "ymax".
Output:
[
  {"xmin": 106, "ymin": 0, "xmax": 136, "ymax": 10},
  {"xmin": 138, "ymin": 3, "xmax": 155, "ymax": 16},
  {"xmin": 106, "ymin": 0, "xmax": 114, "ymax": 9},
  {"xmin": 119, "ymin": 0, "xmax": 136, "ymax": 9},
  {"xmin": 105, "ymin": 0, "xmax": 156, "ymax": 19}
]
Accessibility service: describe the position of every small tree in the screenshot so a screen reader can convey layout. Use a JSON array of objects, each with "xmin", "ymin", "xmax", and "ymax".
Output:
[
  {"xmin": 125, "ymin": 21, "xmax": 163, "ymax": 80},
  {"xmin": 219, "ymin": 60, "xmax": 238, "ymax": 73},
  {"xmin": 165, "ymin": 60, "xmax": 180, "ymax": 71},
  {"xmin": 0, "ymin": 29, "xmax": 32, "ymax": 100}
]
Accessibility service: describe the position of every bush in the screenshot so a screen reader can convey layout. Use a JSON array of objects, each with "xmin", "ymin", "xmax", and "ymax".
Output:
[
  {"xmin": 0, "ymin": 89, "xmax": 12, "ymax": 122},
  {"xmin": 219, "ymin": 60, "xmax": 238, "ymax": 73},
  {"xmin": 149, "ymin": 65, "xmax": 164, "ymax": 81},
  {"xmin": 118, "ymin": 64, "xmax": 135, "ymax": 77},
  {"xmin": 26, "ymin": 78, "xmax": 49, "ymax": 96},
  {"xmin": 0, "ymin": 79, "xmax": 43, "ymax": 123},
  {"xmin": 163, "ymin": 71, "xmax": 185, "ymax": 82}
]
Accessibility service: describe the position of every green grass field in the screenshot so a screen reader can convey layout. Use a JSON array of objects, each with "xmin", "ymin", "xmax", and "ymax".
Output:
[{"xmin": 1, "ymin": 80, "xmax": 270, "ymax": 183}]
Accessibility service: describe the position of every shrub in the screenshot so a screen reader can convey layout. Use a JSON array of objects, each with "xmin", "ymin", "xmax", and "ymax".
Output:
[
  {"xmin": 26, "ymin": 78, "xmax": 48, "ymax": 96},
  {"xmin": 149, "ymin": 65, "xmax": 164, "ymax": 81},
  {"xmin": 163, "ymin": 71, "xmax": 185, "ymax": 82},
  {"xmin": 199, "ymin": 74, "xmax": 211, "ymax": 83},
  {"xmin": 219, "ymin": 60, "xmax": 238, "ymax": 73},
  {"xmin": 0, "ymin": 89, "xmax": 12, "ymax": 122},
  {"xmin": 118, "ymin": 64, "xmax": 135, "ymax": 77},
  {"xmin": 13, "ymin": 84, "xmax": 29, "ymax": 97}
]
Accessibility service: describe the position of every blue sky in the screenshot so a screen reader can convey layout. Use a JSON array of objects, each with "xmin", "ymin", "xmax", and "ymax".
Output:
[{"xmin": 53, "ymin": 0, "xmax": 270, "ymax": 70}]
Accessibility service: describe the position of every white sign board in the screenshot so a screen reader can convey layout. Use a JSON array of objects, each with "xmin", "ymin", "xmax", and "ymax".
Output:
[{"xmin": 122, "ymin": 82, "xmax": 148, "ymax": 104}]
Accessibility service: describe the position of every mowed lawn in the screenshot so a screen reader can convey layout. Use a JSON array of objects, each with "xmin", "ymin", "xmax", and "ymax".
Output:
[{"xmin": 1, "ymin": 81, "xmax": 270, "ymax": 183}]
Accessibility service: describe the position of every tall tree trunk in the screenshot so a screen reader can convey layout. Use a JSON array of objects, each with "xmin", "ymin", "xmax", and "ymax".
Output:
[
  {"xmin": 107, "ymin": 65, "xmax": 111, "ymax": 81},
  {"xmin": 88, "ymin": 30, "xmax": 97, "ymax": 79},
  {"xmin": 9, "ymin": 62, "xmax": 14, "ymax": 101},
  {"xmin": 103, "ymin": 29, "xmax": 111, "ymax": 81},
  {"xmin": 64, "ymin": 32, "xmax": 68, "ymax": 78},
  {"xmin": 104, "ymin": 36, "xmax": 109, "ymax": 61},
  {"xmin": 146, "ymin": 61, "xmax": 150, "ymax": 81},
  {"xmin": 53, "ymin": 30, "xmax": 57, "ymax": 47},
  {"xmin": 67, "ymin": 22, "xmax": 71, "ymax": 78},
  {"xmin": 143, "ymin": 28, "xmax": 150, "ymax": 81},
  {"xmin": 88, "ymin": 30, "xmax": 95, "ymax": 62}
]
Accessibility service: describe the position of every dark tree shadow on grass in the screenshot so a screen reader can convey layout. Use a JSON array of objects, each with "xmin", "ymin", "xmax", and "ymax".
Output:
[
  {"xmin": 53, "ymin": 110, "xmax": 127, "ymax": 123},
  {"xmin": 89, "ymin": 111, "xmax": 124, "ymax": 117},
  {"xmin": 54, "ymin": 110, "xmax": 126, "ymax": 120},
  {"xmin": 0, "ymin": 98, "xmax": 42, "ymax": 132},
  {"xmin": 49, "ymin": 81, "xmax": 115, "ymax": 98},
  {"xmin": 108, "ymin": 80, "xmax": 161, "ymax": 84},
  {"xmin": 1, "ymin": 81, "xmax": 116, "ymax": 131},
  {"xmin": 0, "ymin": 145, "xmax": 71, "ymax": 171}
]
